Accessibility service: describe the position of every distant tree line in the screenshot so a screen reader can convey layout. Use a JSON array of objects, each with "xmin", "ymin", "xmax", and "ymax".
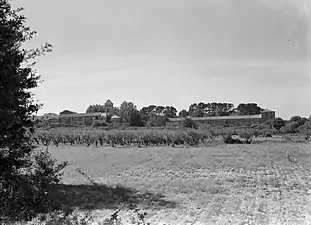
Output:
[{"xmin": 83, "ymin": 101, "xmax": 267, "ymax": 127}]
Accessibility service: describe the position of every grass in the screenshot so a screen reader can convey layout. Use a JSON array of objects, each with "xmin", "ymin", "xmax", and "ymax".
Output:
[{"xmin": 30, "ymin": 142, "xmax": 311, "ymax": 224}]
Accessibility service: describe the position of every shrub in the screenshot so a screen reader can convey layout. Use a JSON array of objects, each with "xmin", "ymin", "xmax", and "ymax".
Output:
[
  {"xmin": 298, "ymin": 121, "xmax": 311, "ymax": 135},
  {"xmin": 1, "ymin": 148, "xmax": 68, "ymax": 221},
  {"xmin": 182, "ymin": 118, "xmax": 198, "ymax": 129},
  {"xmin": 238, "ymin": 130, "xmax": 253, "ymax": 143},
  {"xmin": 281, "ymin": 121, "xmax": 300, "ymax": 134},
  {"xmin": 289, "ymin": 116, "xmax": 305, "ymax": 125},
  {"xmin": 223, "ymin": 133, "xmax": 243, "ymax": 144},
  {"xmin": 271, "ymin": 117, "xmax": 285, "ymax": 131},
  {"xmin": 301, "ymin": 117, "xmax": 308, "ymax": 125},
  {"xmin": 92, "ymin": 120, "xmax": 108, "ymax": 127}
]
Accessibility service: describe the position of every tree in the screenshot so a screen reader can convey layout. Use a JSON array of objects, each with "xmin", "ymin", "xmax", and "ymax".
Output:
[
  {"xmin": 86, "ymin": 104, "xmax": 111, "ymax": 113},
  {"xmin": 154, "ymin": 106, "xmax": 165, "ymax": 115},
  {"xmin": 188, "ymin": 103, "xmax": 204, "ymax": 117},
  {"xmin": 119, "ymin": 101, "xmax": 137, "ymax": 122},
  {"xmin": 289, "ymin": 116, "xmax": 305, "ymax": 125},
  {"xmin": 236, "ymin": 103, "xmax": 262, "ymax": 115},
  {"xmin": 271, "ymin": 117, "xmax": 285, "ymax": 131},
  {"xmin": 179, "ymin": 109, "xmax": 189, "ymax": 118},
  {"xmin": 163, "ymin": 106, "xmax": 177, "ymax": 118},
  {"xmin": 140, "ymin": 105, "xmax": 157, "ymax": 122},
  {"xmin": 205, "ymin": 102, "xmax": 234, "ymax": 116},
  {"xmin": 188, "ymin": 102, "xmax": 235, "ymax": 117},
  {"xmin": 0, "ymin": 1, "xmax": 66, "ymax": 221},
  {"xmin": 129, "ymin": 110, "xmax": 144, "ymax": 127}
]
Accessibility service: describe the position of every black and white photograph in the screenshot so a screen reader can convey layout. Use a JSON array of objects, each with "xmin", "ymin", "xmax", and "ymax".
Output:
[{"xmin": 1, "ymin": 0, "xmax": 311, "ymax": 224}]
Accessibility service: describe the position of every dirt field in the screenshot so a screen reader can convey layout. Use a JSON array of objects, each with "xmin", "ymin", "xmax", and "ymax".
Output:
[{"xmin": 48, "ymin": 142, "xmax": 311, "ymax": 225}]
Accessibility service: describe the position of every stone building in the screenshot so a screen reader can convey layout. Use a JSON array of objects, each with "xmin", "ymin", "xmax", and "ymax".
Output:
[
  {"xmin": 58, "ymin": 112, "xmax": 106, "ymax": 126},
  {"xmin": 167, "ymin": 110, "xmax": 275, "ymax": 128},
  {"xmin": 103, "ymin": 99, "xmax": 114, "ymax": 113},
  {"xmin": 44, "ymin": 99, "xmax": 115, "ymax": 127}
]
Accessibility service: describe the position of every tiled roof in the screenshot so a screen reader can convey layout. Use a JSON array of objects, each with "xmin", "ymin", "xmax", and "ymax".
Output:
[{"xmin": 59, "ymin": 110, "xmax": 78, "ymax": 115}]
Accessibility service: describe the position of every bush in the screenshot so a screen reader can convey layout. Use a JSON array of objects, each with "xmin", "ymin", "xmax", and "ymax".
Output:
[
  {"xmin": 182, "ymin": 118, "xmax": 198, "ymax": 129},
  {"xmin": 1, "ymin": 148, "xmax": 68, "ymax": 221},
  {"xmin": 223, "ymin": 133, "xmax": 243, "ymax": 144},
  {"xmin": 238, "ymin": 130, "xmax": 253, "ymax": 143},
  {"xmin": 92, "ymin": 120, "xmax": 108, "ymax": 127},
  {"xmin": 281, "ymin": 121, "xmax": 300, "ymax": 134},
  {"xmin": 271, "ymin": 117, "xmax": 285, "ymax": 131},
  {"xmin": 298, "ymin": 121, "xmax": 311, "ymax": 135},
  {"xmin": 289, "ymin": 116, "xmax": 305, "ymax": 125}
]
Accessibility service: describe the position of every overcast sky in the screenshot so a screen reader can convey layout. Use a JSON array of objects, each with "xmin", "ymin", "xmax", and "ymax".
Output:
[{"xmin": 12, "ymin": 0, "xmax": 311, "ymax": 119}]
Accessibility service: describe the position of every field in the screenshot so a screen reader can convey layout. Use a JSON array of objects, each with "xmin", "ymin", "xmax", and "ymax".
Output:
[{"xmin": 43, "ymin": 140, "xmax": 311, "ymax": 225}]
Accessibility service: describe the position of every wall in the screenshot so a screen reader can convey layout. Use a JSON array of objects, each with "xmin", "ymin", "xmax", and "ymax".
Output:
[{"xmin": 166, "ymin": 111, "xmax": 275, "ymax": 128}]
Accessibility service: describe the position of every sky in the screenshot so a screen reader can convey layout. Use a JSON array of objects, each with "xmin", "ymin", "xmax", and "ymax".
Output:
[{"xmin": 12, "ymin": 0, "xmax": 311, "ymax": 119}]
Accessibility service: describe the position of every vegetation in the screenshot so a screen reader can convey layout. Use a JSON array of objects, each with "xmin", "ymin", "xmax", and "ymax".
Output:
[
  {"xmin": 86, "ymin": 104, "xmax": 109, "ymax": 113},
  {"xmin": 129, "ymin": 110, "xmax": 144, "ymax": 127},
  {"xmin": 182, "ymin": 118, "xmax": 198, "ymax": 129},
  {"xmin": 2, "ymin": 1, "xmax": 311, "ymax": 224},
  {"xmin": 271, "ymin": 117, "xmax": 285, "ymax": 131},
  {"xmin": 68, "ymin": 101, "xmax": 270, "ymax": 128},
  {"xmin": 20, "ymin": 142, "xmax": 311, "ymax": 224},
  {"xmin": 0, "ymin": 1, "xmax": 67, "ymax": 222},
  {"xmin": 236, "ymin": 103, "xmax": 263, "ymax": 115}
]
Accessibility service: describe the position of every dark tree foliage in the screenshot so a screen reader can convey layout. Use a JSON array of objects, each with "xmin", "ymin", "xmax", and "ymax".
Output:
[
  {"xmin": 271, "ymin": 117, "xmax": 285, "ymax": 131},
  {"xmin": 119, "ymin": 101, "xmax": 137, "ymax": 123},
  {"xmin": 163, "ymin": 106, "xmax": 177, "ymax": 118},
  {"xmin": 86, "ymin": 104, "xmax": 106, "ymax": 113},
  {"xmin": 140, "ymin": 105, "xmax": 157, "ymax": 119},
  {"xmin": 178, "ymin": 109, "xmax": 189, "ymax": 118},
  {"xmin": 129, "ymin": 110, "xmax": 144, "ymax": 127},
  {"xmin": 140, "ymin": 105, "xmax": 177, "ymax": 123},
  {"xmin": 188, "ymin": 102, "xmax": 235, "ymax": 117},
  {"xmin": 0, "ymin": 1, "xmax": 67, "ymax": 221},
  {"xmin": 289, "ymin": 116, "xmax": 305, "ymax": 125},
  {"xmin": 236, "ymin": 103, "xmax": 263, "ymax": 115}
]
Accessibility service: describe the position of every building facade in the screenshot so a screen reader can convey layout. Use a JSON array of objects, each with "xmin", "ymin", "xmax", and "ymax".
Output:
[
  {"xmin": 167, "ymin": 110, "xmax": 275, "ymax": 128},
  {"xmin": 42, "ymin": 99, "xmax": 115, "ymax": 127}
]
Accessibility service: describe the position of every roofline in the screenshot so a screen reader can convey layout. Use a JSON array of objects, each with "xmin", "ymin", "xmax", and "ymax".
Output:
[{"xmin": 169, "ymin": 114, "xmax": 263, "ymax": 122}]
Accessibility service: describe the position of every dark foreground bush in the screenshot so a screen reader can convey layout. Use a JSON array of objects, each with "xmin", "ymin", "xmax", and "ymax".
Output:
[{"xmin": 0, "ymin": 148, "xmax": 68, "ymax": 222}]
